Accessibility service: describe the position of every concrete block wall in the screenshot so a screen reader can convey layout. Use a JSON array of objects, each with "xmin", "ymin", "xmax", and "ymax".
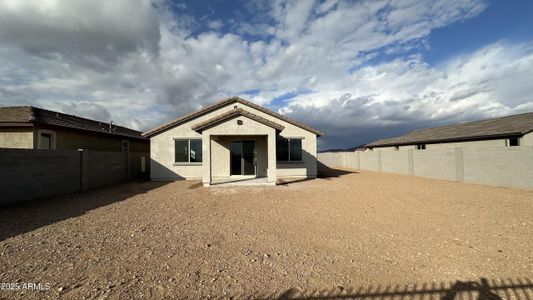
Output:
[
  {"xmin": 88, "ymin": 151, "xmax": 128, "ymax": 189},
  {"xmin": 318, "ymin": 147, "xmax": 533, "ymax": 190},
  {"xmin": 462, "ymin": 146, "xmax": 533, "ymax": 189},
  {"xmin": 0, "ymin": 149, "xmax": 81, "ymax": 205},
  {"xmin": 412, "ymin": 148, "xmax": 458, "ymax": 181},
  {"xmin": 359, "ymin": 151, "xmax": 381, "ymax": 172},
  {"xmin": 0, "ymin": 149, "xmax": 149, "ymax": 205},
  {"xmin": 380, "ymin": 150, "xmax": 411, "ymax": 175},
  {"xmin": 317, "ymin": 152, "xmax": 358, "ymax": 170}
]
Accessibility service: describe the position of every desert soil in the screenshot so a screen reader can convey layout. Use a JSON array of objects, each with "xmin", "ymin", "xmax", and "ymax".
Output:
[{"xmin": 0, "ymin": 169, "xmax": 532, "ymax": 299}]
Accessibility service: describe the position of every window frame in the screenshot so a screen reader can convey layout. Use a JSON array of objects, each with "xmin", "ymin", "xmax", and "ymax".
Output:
[
  {"xmin": 276, "ymin": 137, "xmax": 303, "ymax": 163},
  {"xmin": 173, "ymin": 138, "xmax": 203, "ymax": 165},
  {"xmin": 37, "ymin": 129, "xmax": 56, "ymax": 150},
  {"xmin": 506, "ymin": 137, "xmax": 520, "ymax": 147},
  {"xmin": 121, "ymin": 140, "xmax": 130, "ymax": 152}
]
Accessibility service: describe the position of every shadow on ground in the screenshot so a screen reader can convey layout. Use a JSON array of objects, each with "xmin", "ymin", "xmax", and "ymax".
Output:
[
  {"xmin": 235, "ymin": 277, "xmax": 533, "ymax": 300},
  {"xmin": 0, "ymin": 180, "xmax": 169, "ymax": 242},
  {"xmin": 317, "ymin": 161, "xmax": 358, "ymax": 179}
]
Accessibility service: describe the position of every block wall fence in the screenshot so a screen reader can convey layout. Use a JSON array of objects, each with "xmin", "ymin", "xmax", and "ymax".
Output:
[
  {"xmin": 0, "ymin": 149, "xmax": 149, "ymax": 205},
  {"xmin": 318, "ymin": 146, "xmax": 533, "ymax": 190}
]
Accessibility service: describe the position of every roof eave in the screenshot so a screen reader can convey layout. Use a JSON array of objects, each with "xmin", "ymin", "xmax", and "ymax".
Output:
[
  {"xmin": 143, "ymin": 96, "xmax": 323, "ymax": 137},
  {"xmin": 191, "ymin": 110, "xmax": 285, "ymax": 133},
  {"xmin": 367, "ymin": 132, "xmax": 525, "ymax": 148}
]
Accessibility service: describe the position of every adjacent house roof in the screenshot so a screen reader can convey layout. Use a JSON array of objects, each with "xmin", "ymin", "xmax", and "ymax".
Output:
[
  {"xmin": 191, "ymin": 108, "xmax": 285, "ymax": 132},
  {"xmin": 143, "ymin": 96, "xmax": 323, "ymax": 137},
  {"xmin": 366, "ymin": 112, "xmax": 533, "ymax": 147},
  {"xmin": 0, "ymin": 106, "xmax": 146, "ymax": 140}
]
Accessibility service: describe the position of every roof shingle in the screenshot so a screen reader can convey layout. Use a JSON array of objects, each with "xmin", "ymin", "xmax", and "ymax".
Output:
[
  {"xmin": 366, "ymin": 112, "xmax": 533, "ymax": 147},
  {"xmin": 0, "ymin": 106, "xmax": 146, "ymax": 140}
]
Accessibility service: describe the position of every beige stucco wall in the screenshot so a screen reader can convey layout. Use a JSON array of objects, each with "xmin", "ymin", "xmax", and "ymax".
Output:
[
  {"xmin": 522, "ymin": 132, "xmax": 533, "ymax": 146},
  {"xmin": 0, "ymin": 127, "xmax": 34, "ymax": 149},
  {"xmin": 149, "ymin": 101, "xmax": 318, "ymax": 181}
]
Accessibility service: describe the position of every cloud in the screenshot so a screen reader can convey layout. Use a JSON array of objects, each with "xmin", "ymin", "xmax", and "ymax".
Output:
[
  {"xmin": 282, "ymin": 41, "xmax": 533, "ymax": 148},
  {"xmin": 2, "ymin": 0, "xmax": 531, "ymax": 150},
  {"xmin": 207, "ymin": 20, "xmax": 223, "ymax": 30},
  {"xmin": 0, "ymin": 0, "xmax": 161, "ymax": 70}
]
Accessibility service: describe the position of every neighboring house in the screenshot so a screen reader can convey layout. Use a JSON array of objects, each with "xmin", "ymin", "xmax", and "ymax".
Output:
[
  {"xmin": 0, "ymin": 106, "xmax": 149, "ymax": 152},
  {"xmin": 366, "ymin": 112, "xmax": 533, "ymax": 151},
  {"xmin": 143, "ymin": 96, "xmax": 323, "ymax": 186}
]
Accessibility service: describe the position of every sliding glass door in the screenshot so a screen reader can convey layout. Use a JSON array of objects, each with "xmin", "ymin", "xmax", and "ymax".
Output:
[{"xmin": 230, "ymin": 140, "xmax": 256, "ymax": 175}]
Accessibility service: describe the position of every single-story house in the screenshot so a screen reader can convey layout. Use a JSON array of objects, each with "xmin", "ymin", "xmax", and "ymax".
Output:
[
  {"xmin": 143, "ymin": 96, "xmax": 323, "ymax": 186},
  {"xmin": 0, "ymin": 106, "xmax": 149, "ymax": 152},
  {"xmin": 366, "ymin": 112, "xmax": 533, "ymax": 151}
]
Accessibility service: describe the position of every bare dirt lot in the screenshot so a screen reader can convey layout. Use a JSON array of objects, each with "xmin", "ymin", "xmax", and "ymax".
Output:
[{"xmin": 1, "ymin": 169, "xmax": 532, "ymax": 299}]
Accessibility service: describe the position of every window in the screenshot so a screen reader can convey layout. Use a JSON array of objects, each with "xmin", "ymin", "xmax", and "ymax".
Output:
[
  {"xmin": 37, "ymin": 130, "xmax": 56, "ymax": 149},
  {"xmin": 121, "ymin": 140, "xmax": 129, "ymax": 152},
  {"xmin": 394, "ymin": 146, "xmax": 399, "ymax": 151},
  {"xmin": 507, "ymin": 138, "xmax": 520, "ymax": 147},
  {"xmin": 276, "ymin": 137, "xmax": 302, "ymax": 162},
  {"xmin": 175, "ymin": 139, "xmax": 202, "ymax": 163},
  {"xmin": 416, "ymin": 144, "xmax": 426, "ymax": 150}
]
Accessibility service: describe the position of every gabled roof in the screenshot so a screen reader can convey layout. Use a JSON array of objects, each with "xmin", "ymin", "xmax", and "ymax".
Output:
[
  {"xmin": 143, "ymin": 96, "xmax": 323, "ymax": 137},
  {"xmin": 366, "ymin": 112, "xmax": 533, "ymax": 147},
  {"xmin": 191, "ymin": 108, "xmax": 285, "ymax": 132},
  {"xmin": 0, "ymin": 106, "xmax": 146, "ymax": 140}
]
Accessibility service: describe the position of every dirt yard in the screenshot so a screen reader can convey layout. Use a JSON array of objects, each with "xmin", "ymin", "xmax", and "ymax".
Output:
[{"xmin": 1, "ymin": 169, "xmax": 532, "ymax": 299}]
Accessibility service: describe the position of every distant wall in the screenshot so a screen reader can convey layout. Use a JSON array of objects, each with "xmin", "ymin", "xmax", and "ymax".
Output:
[
  {"xmin": 318, "ymin": 146, "xmax": 533, "ymax": 190},
  {"xmin": 0, "ymin": 149, "xmax": 149, "ymax": 205}
]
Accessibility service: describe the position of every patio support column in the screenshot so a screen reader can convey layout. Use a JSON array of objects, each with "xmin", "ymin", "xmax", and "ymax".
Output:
[
  {"xmin": 202, "ymin": 134, "xmax": 211, "ymax": 187},
  {"xmin": 267, "ymin": 131, "xmax": 277, "ymax": 185}
]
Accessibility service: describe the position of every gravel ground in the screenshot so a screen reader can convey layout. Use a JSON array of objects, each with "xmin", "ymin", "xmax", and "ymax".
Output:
[{"xmin": 1, "ymin": 169, "xmax": 532, "ymax": 299}]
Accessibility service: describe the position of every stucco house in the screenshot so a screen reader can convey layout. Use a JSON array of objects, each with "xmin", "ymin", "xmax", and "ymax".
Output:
[
  {"xmin": 366, "ymin": 112, "xmax": 533, "ymax": 151},
  {"xmin": 143, "ymin": 97, "xmax": 323, "ymax": 186},
  {"xmin": 0, "ymin": 106, "xmax": 149, "ymax": 152}
]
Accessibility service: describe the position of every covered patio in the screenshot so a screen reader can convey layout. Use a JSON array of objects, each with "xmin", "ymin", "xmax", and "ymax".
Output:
[{"xmin": 191, "ymin": 108, "xmax": 282, "ymax": 186}]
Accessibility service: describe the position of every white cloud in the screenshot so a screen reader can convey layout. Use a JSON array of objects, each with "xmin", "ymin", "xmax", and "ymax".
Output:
[
  {"xmin": 282, "ymin": 41, "xmax": 533, "ymax": 147},
  {"xmin": 1, "ymin": 0, "xmax": 531, "ymax": 149},
  {"xmin": 207, "ymin": 20, "xmax": 223, "ymax": 30}
]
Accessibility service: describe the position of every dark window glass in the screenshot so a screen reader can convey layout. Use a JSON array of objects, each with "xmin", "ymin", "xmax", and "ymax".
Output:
[
  {"xmin": 416, "ymin": 144, "xmax": 426, "ymax": 150},
  {"xmin": 276, "ymin": 138, "xmax": 289, "ymax": 161},
  {"xmin": 175, "ymin": 140, "xmax": 188, "ymax": 162},
  {"xmin": 40, "ymin": 133, "xmax": 52, "ymax": 149},
  {"xmin": 189, "ymin": 140, "xmax": 202, "ymax": 162},
  {"xmin": 508, "ymin": 138, "xmax": 519, "ymax": 146},
  {"xmin": 230, "ymin": 142, "xmax": 242, "ymax": 175},
  {"xmin": 289, "ymin": 139, "xmax": 302, "ymax": 161}
]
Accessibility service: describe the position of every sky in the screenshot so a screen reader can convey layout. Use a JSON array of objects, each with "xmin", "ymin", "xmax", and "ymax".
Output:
[{"xmin": 0, "ymin": 0, "xmax": 533, "ymax": 150}]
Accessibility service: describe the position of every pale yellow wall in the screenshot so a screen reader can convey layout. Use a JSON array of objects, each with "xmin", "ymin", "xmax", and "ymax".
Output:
[
  {"xmin": 149, "ymin": 101, "xmax": 318, "ymax": 181},
  {"xmin": 522, "ymin": 132, "xmax": 533, "ymax": 146},
  {"xmin": 0, "ymin": 128, "xmax": 34, "ymax": 149}
]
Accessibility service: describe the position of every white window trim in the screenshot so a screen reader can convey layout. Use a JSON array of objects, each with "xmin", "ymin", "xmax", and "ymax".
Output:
[
  {"xmin": 37, "ymin": 129, "xmax": 56, "ymax": 150},
  {"xmin": 173, "ymin": 138, "xmax": 203, "ymax": 165}
]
